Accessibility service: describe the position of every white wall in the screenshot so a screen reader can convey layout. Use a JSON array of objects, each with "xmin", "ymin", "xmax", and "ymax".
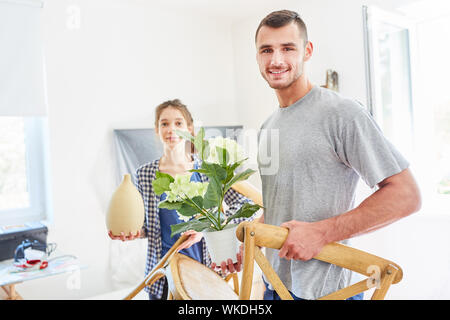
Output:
[{"xmin": 18, "ymin": 0, "xmax": 239, "ymax": 299}]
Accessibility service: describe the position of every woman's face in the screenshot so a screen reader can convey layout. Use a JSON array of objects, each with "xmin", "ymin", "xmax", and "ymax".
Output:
[{"xmin": 156, "ymin": 106, "xmax": 192, "ymax": 149}]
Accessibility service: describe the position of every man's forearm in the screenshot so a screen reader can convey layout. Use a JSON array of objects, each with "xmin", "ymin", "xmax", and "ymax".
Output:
[{"xmin": 320, "ymin": 169, "xmax": 421, "ymax": 244}]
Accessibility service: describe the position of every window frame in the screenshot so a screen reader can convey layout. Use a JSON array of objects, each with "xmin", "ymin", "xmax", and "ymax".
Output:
[
  {"xmin": 363, "ymin": 5, "xmax": 450, "ymax": 216},
  {"xmin": 363, "ymin": 6, "xmax": 419, "ymax": 156}
]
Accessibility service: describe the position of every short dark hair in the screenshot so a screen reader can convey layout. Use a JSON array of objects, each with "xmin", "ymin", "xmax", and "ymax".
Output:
[{"xmin": 255, "ymin": 10, "xmax": 308, "ymax": 46}]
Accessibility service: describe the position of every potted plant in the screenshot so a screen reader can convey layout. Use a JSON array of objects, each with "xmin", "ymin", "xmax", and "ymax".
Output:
[{"xmin": 151, "ymin": 128, "xmax": 262, "ymax": 264}]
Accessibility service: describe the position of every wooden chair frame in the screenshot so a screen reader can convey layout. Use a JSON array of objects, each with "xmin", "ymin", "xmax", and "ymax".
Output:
[
  {"xmin": 124, "ymin": 220, "xmax": 402, "ymax": 300},
  {"xmin": 236, "ymin": 221, "xmax": 402, "ymax": 300},
  {"xmin": 233, "ymin": 181, "xmax": 403, "ymax": 300}
]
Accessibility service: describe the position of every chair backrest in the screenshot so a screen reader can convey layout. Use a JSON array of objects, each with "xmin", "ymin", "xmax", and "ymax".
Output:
[
  {"xmin": 166, "ymin": 253, "xmax": 238, "ymax": 300},
  {"xmin": 231, "ymin": 181, "xmax": 403, "ymax": 300},
  {"xmin": 235, "ymin": 221, "xmax": 403, "ymax": 300}
]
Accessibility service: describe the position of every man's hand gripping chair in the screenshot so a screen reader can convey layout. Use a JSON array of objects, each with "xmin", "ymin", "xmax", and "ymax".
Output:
[{"xmin": 124, "ymin": 182, "xmax": 403, "ymax": 300}]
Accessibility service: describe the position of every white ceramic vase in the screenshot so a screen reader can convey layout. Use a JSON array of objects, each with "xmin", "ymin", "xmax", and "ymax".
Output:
[
  {"xmin": 203, "ymin": 224, "xmax": 240, "ymax": 264},
  {"xmin": 106, "ymin": 174, "xmax": 145, "ymax": 236}
]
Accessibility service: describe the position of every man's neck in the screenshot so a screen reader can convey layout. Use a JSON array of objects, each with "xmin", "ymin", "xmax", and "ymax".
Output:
[{"xmin": 275, "ymin": 76, "xmax": 313, "ymax": 108}]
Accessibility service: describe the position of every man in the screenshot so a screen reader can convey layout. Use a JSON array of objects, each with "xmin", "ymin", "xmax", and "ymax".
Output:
[{"xmin": 255, "ymin": 10, "xmax": 421, "ymax": 300}]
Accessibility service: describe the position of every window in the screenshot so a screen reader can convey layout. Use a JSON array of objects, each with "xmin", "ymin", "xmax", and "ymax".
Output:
[
  {"xmin": 363, "ymin": 4, "xmax": 450, "ymax": 214},
  {"xmin": 363, "ymin": 6, "xmax": 415, "ymax": 160},
  {"xmin": 0, "ymin": 117, "xmax": 29, "ymax": 210},
  {"xmin": 0, "ymin": 117, "xmax": 52, "ymax": 226},
  {"xmin": 0, "ymin": 0, "xmax": 50, "ymax": 226},
  {"xmin": 434, "ymin": 101, "xmax": 450, "ymax": 195},
  {"xmin": 414, "ymin": 15, "xmax": 450, "ymax": 197}
]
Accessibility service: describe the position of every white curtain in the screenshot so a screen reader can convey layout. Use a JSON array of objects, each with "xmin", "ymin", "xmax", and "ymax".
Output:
[{"xmin": 0, "ymin": 0, "xmax": 47, "ymax": 116}]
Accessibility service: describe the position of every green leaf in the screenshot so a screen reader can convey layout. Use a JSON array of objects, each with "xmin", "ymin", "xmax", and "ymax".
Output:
[
  {"xmin": 202, "ymin": 162, "xmax": 227, "ymax": 181},
  {"xmin": 152, "ymin": 177, "xmax": 172, "ymax": 195},
  {"xmin": 229, "ymin": 158, "xmax": 248, "ymax": 173},
  {"xmin": 177, "ymin": 196, "xmax": 204, "ymax": 217},
  {"xmin": 225, "ymin": 203, "xmax": 262, "ymax": 224},
  {"xmin": 190, "ymin": 196, "xmax": 204, "ymax": 208},
  {"xmin": 170, "ymin": 219, "xmax": 212, "ymax": 237},
  {"xmin": 158, "ymin": 199, "xmax": 183, "ymax": 210},
  {"xmin": 218, "ymin": 211, "xmax": 227, "ymax": 226},
  {"xmin": 175, "ymin": 129, "xmax": 194, "ymax": 142},
  {"xmin": 155, "ymin": 171, "xmax": 175, "ymax": 183},
  {"xmin": 202, "ymin": 141, "xmax": 210, "ymax": 160},
  {"xmin": 203, "ymin": 177, "xmax": 222, "ymax": 209},
  {"xmin": 224, "ymin": 158, "xmax": 248, "ymax": 184},
  {"xmin": 213, "ymin": 163, "xmax": 228, "ymax": 181},
  {"xmin": 177, "ymin": 203, "xmax": 199, "ymax": 217},
  {"xmin": 194, "ymin": 127, "xmax": 205, "ymax": 157},
  {"xmin": 188, "ymin": 169, "xmax": 209, "ymax": 174},
  {"xmin": 207, "ymin": 208, "xmax": 226, "ymax": 227},
  {"xmin": 216, "ymin": 146, "xmax": 229, "ymax": 167},
  {"xmin": 224, "ymin": 168, "xmax": 256, "ymax": 192},
  {"xmin": 188, "ymin": 128, "xmax": 210, "ymax": 160}
]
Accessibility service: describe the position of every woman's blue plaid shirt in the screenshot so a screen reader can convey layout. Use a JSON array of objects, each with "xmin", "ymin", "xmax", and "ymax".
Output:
[{"xmin": 135, "ymin": 156, "xmax": 255, "ymax": 299}]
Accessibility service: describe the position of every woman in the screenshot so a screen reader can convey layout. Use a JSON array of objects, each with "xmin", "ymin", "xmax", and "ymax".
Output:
[{"xmin": 108, "ymin": 99, "xmax": 253, "ymax": 300}]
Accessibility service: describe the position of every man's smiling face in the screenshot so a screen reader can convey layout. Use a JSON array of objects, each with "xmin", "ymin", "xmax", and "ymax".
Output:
[{"xmin": 256, "ymin": 22, "xmax": 309, "ymax": 90}]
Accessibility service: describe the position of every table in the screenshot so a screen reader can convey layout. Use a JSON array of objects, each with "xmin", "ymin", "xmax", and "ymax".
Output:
[{"xmin": 0, "ymin": 250, "xmax": 85, "ymax": 300}]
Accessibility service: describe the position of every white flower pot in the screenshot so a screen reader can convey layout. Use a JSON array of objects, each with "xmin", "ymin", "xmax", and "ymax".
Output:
[{"xmin": 203, "ymin": 224, "xmax": 240, "ymax": 264}]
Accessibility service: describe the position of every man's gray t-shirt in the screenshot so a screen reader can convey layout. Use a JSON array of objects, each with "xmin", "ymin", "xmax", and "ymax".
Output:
[{"xmin": 257, "ymin": 85, "xmax": 409, "ymax": 299}]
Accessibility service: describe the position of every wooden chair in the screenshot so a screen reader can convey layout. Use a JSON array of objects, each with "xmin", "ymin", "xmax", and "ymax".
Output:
[{"xmin": 124, "ymin": 181, "xmax": 403, "ymax": 300}]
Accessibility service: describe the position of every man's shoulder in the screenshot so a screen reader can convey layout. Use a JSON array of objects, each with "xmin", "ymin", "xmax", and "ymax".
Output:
[{"xmin": 315, "ymin": 87, "xmax": 369, "ymax": 120}]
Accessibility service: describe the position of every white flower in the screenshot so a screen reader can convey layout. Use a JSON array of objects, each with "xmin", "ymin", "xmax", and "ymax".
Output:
[
  {"xmin": 165, "ymin": 174, "xmax": 209, "ymax": 202},
  {"xmin": 206, "ymin": 136, "xmax": 245, "ymax": 165},
  {"xmin": 177, "ymin": 214, "xmax": 191, "ymax": 222}
]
